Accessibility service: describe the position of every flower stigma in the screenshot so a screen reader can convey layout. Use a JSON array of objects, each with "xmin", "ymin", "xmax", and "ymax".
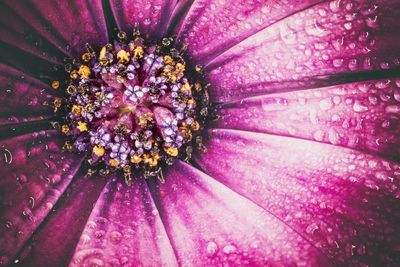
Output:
[{"xmin": 52, "ymin": 25, "xmax": 210, "ymax": 184}]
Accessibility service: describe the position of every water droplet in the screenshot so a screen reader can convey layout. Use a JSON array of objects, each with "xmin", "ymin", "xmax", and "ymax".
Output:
[
  {"xmin": 5, "ymin": 221, "xmax": 12, "ymax": 228},
  {"xmin": 206, "ymin": 241, "xmax": 218, "ymax": 256},
  {"xmin": 381, "ymin": 120, "xmax": 390, "ymax": 128},
  {"xmin": 385, "ymin": 105, "xmax": 400, "ymax": 113},
  {"xmin": 2, "ymin": 149, "xmax": 12, "ymax": 165},
  {"xmin": 22, "ymin": 207, "xmax": 35, "ymax": 221},
  {"xmin": 223, "ymin": 244, "xmax": 237, "ymax": 254},
  {"xmin": 319, "ymin": 98, "xmax": 333, "ymax": 110},
  {"xmin": 306, "ymin": 223, "xmax": 319, "ymax": 234},
  {"xmin": 393, "ymin": 91, "xmax": 400, "ymax": 102},
  {"xmin": 110, "ymin": 231, "xmax": 123, "ymax": 244},
  {"xmin": 328, "ymin": 128, "xmax": 340, "ymax": 145},
  {"xmin": 0, "ymin": 256, "xmax": 9, "ymax": 265},
  {"xmin": 143, "ymin": 18, "xmax": 151, "ymax": 25},
  {"xmin": 333, "ymin": 59, "xmax": 343, "ymax": 68},
  {"xmin": 313, "ymin": 130, "xmax": 325, "ymax": 141},
  {"xmin": 368, "ymin": 95, "xmax": 379, "ymax": 105},
  {"xmin": 353, "ymin": 102, "xmax": 368, "ymax": 112},
  {"xmin": 87, "ymin": 221, "xmax": 97, "ymax": 229},
  {"xmin": 95, "ymin": 230, "xmax": 106, "ymax": 239},
  {"xmin": 151, "ymin": 209, "xmax": 158, "ymax": 216},
  {"xmin": 88, "ymin": 258, "xmax": 104, "ymax": 267},
  {"xmin": 81, "ymin": 234, "xmax": 91, "ymax": 244}
]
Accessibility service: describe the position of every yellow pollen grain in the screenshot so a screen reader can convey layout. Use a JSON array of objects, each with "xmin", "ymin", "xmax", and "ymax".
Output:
[
  {"xmin": 81, "ymin": 52, "xmax": 92, "ymax": 62},
  {"xmin": 99, "ymin": 46, "xmax": 110, "ymax": 66},
  {"xmin": 93, "ymin": 145, "xmax": 105, "ymax": 157},
  {"xmin": 70, "ymin": 70, "xmax": 79, "ymax": 80},
  {"xmin": 63, "ymin": 141, "xmax": 73, "ymax": 151},
  {"xmin": 71, "ymin": 105, "xmax": 83, "ymax": 116},
  {"xmin": 51, "ymin": 80, "xmax": 60, "ymax": 89},
  {"xmin": 194, "ymin": 82, "xmax": 202, "ymax": 92},
  {"xmin": 195, "ymin": 65, "xmax": 202, "ymax": 72},
  {"xmin": 180, "ymin": 124, "xmax": 193, "ymax": 141},
  {"xmin": 180, "ymin": 82, "xmax": 191, "ymax": 92},
  {"xmin": 77, "ymin": 121, "xmax": 88, "ymax": 132},
  {"xmin": 148, "ymin": 158, "xmax": 158, "ymax": 167},
  {"xmin": 175, "ymin": 63, "xmax": 185, "ymax": 73},
  {"xmin": 133, "ymin": 46, "xmax": 144, "ymax": 59},
  {"xmin": 61, "ymin": 124, "xmax": 70, "ymax": 133},
  {"xmin": 172, "ymin": 76, "xmax": 179, "ymax": 83},
  {"xmin": 190, "ymin": 120, "xmax": 200, "ymax": 131},
  {"xmin": 144, "ymin": 154, "xmax": 159, "ymax": 167},
  {"xmin": 187, "ymin": 98, "xmax": 196, "ymax": 106},
  {"xmin": 138, "ymin": 112, "xmax": 153, "ymax": 127},
  {"xmin": 164, "ymin": 147, "xmax": 179, "ymax": 157},
  {"xmin": 78, "ymin": 65, "xmax": 91, "ymax": 79},
  {"xmin": 117, "ymin": 49, "xmax": 130, "ymax": 63},
  {"xmin": 109, "ymin": 159, "xmax": 119, "ymax": 167},
  {"xmin": 163, "ymin": 55, "xmax": 173, "ymax": 65},
  {"xmin": 53, "ymin": 98, "xmax": 62, "ymax": 108},
  {"xmin": 130, "ymin": 154, "xmax": 142, "ymax": 164}
]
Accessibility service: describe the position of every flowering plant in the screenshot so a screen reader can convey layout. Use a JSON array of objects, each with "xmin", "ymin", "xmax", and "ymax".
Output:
[{"xmin": 0, "ymin": 0, "xmax": 399, "ymax": 266}]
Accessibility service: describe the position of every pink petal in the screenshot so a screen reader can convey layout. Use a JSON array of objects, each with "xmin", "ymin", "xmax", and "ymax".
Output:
[
  {"xmin": 69, "ymin": 178, "xmax": 178, "ymax": 266},
  {"xmin": 214, "ymin": 78, "xmax": 400, "ymax": 157},
  {"xmin": 196, "ymin": 129, "xmax": 400, "ymax": 265},
  {"xmin": 173, "ymin": 0, "xmax": 321, "ymax": 64},
  {"xmin": 3, "ymin": 0, "xmax": 108, "ymax": 58},
  {"xmin": 205, "ymin": 0, "xmax": 400, "ymax": 102},
  {"xmin": 109, "ymin": 0, "xmax": 177, "ymax": 41},
  {"xmin": 0, "ymin": 131, "xmax": 84, "ymax": 266},
  {"xmin": 0, "ymin": 64, "xmax": 55, "ymax": 118},
  {"xmin": 148, "ymin": 161, "xmax": 331, "ymax": 266},
  {"xmin": 0, "ymin": 116, "xmax": 53, "ymax": 127},
  {"xmin": 13, "ymin": 174, "xmax": 108, "ymax": 267}
]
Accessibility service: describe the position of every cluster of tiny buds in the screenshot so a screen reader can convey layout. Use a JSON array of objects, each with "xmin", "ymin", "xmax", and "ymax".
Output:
[{"xmin": 50, "ymin": 28, "xmax": 209, "ymax": 182}]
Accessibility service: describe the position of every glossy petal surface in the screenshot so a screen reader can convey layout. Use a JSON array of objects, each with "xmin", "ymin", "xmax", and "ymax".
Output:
[
  {"xmin": 214, "ymin": 78, "xmax": 400, "ymax": 157},
  {"xmin": 69, "ymin": 178, "xmax": 177, "ymax": 267},
  {"xmin": 196, "ymin": 129, "xmax": 400, "ymax": 265},
  {"xmin": 0, "ymin": 131, "xmax": 84, "ymax": 266},
  {"xmin": 206, "ymin": 0, "xmax": 400, "ymax": 102},
  {"xmin": 149, "ymin": 161, "xmax": 330, "ymax": 266},
  {"xmin": 174, "ymin": 0, "xmax": 321, "ymax": 64}
]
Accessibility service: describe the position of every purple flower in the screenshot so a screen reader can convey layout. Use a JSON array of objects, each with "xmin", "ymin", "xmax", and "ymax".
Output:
[{"xmin": 1, "ymin": 0, "xmax": 400, "ymax": 266}]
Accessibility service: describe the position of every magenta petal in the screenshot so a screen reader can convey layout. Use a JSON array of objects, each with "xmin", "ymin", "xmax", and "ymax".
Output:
[
  {"xmin": 214, "ymin": 78, "xmax": 400, "ymax": 157},
  {"xmin": 0, "ymin": 64, "xmax": 55, "ymax": 118},
  {"xmin": 0, "ymin": 3, "xmax": 63, "ymax": 65},
  {"xmin": 69, "ymin": 178, "xmax": 177, "ymax": 266},
  {"xmin": 14, "ymin": 174, "xmax": 107, "ymax": 267},
  {"xmin": 4, "ymin": 0, "xmax": 108, "ymax": 58},
  {"xmin": 205, "ymin": 0, "xmax": 400, "ymax": 102},
  {"xmin": 148, "ymin": 161, "xmax": 330, "ymax": 266},
  {"xmin": 0, "ymin": 131, "xmax": 84, "ymax": 265},
  {"xmin": 110, "ymin": 0, "xmax": 177, "ymax": 41},
  {"xmin": 174, "ymin": 0, "xmax": 321, "ymax": 64},
  {"xmin": 196, "ymin": 129, "xmax": 400, "ymax": 266}
]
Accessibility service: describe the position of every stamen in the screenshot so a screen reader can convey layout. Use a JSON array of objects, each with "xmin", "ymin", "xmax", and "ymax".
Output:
[{"xmin": 54, "ymin": 27, "xmax": 210, "ymax": 183}]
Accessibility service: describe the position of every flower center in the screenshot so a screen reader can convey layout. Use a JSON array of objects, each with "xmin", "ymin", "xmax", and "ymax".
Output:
[{"xmin": 53, "ymin": 28, "xmax": 209, "ymax": 184}]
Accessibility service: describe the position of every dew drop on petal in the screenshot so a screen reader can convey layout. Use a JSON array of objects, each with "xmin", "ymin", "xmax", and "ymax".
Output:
[
  {"xmin": 206, "ymin": 241, "xmax": 218, "ymax": 256},
  {"xmin": 319, "ymin": 98, "xmax": 333, "ymax": 110},
  {"xmin": 352, "ymin": 102, "xmax": 368, "ymax": 113},
  {"xmin": 222, "ymin": 244, "xmax": 237, "ymax": 254}
]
